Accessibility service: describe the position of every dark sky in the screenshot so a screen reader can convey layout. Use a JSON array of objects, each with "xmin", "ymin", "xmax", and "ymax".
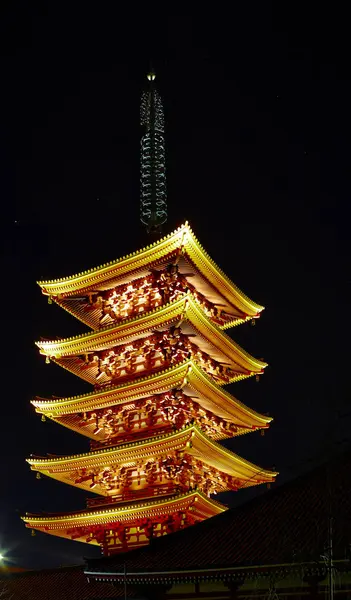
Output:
[{"xmin": 0, "ymin": 3, "xmax": 349, "ymax": 570}]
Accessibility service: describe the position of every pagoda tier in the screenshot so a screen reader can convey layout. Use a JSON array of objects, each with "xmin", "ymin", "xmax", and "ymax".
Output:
[
  {"xmin": 38, "ymin": 223, "xmax": 264, "ymax": 330},
  {"xmin": 37, "ymin": 295, "xmax": 266, "ymax": 387},
  {"xmin": 22, "ymin": 490, "xmax": 226, "ymax": 554},
  {"xmin": 27, "ymin": 425, "xmax": 276, "ymax": 502},
  {"xmin": 32, "ymin": 361, "xmax": 272, "ymax": 445}
]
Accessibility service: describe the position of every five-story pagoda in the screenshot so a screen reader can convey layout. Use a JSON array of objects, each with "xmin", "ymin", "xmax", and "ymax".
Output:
[{"xmin": 23, "ymin": 73, "xmax": 276, "ymax": 556}]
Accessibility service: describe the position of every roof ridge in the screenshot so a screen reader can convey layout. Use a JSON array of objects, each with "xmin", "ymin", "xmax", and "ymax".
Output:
[{"xmin": 38, "ymin": 223, "xmax": 187, "ymax": 286}]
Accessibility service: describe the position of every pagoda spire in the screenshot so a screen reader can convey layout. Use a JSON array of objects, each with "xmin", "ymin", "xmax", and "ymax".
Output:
[{"xmin": 140, "ymin": 69, "xmax": 167, "ymax": 233}]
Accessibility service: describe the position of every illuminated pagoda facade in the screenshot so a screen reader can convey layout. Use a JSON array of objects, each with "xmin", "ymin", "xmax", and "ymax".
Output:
[{"xmin": 23, "ymin": 74, "xmax": 276, "ymax": 556}]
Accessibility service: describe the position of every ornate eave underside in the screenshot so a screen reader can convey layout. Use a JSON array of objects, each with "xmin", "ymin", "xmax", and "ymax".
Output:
[
  {"xmin": 22, "ymin": 490, "xmax": 226, "ymax": 546},
  {"xmin": 38, "ymin": 223, "xmax": 264, "ymax": 322},
  {"xmin": 53, "ymin": 259, "xmax": 251, "ymax": 332},
  {"xmin": 27, "ymin": 424, "xmax": 277, "ymax": 496},
  {"xmin": 32, "ymin": 361, "xmax": 272, "ymax": 441},
  {"xmin": 36, "ymin": 296, "xmax": 266, "ymax": 387}
]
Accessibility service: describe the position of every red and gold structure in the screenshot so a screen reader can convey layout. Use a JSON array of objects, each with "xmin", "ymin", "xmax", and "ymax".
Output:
[{"xmin": 23, "ymin": 222, "xmax": 276, "ymax": 555}]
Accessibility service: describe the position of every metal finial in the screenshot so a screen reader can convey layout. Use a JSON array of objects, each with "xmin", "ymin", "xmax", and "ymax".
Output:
[{"xmin": 140, "ymin": 70, "xmax": 167, "ymax": 233}]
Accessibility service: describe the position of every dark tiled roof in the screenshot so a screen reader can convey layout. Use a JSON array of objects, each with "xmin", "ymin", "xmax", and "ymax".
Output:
[
  {"xmin": 0, "ymin": 565, "xmax": 136, "ymax": 599},
  {"xmin": 86, "ymin": 448, "xmax": 351, "ymax": 576}
]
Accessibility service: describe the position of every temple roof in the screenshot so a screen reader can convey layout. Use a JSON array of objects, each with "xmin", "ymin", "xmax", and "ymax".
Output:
[
  {"xmin": 36, "ymin": 295, "xmax": 266, "ymax": 384},
  {"xmin": 22, "ymin": 490, "xmax": 225, "ymax": 543},
  {"xmin": 0, "ymin": 566, "xmax": 129, "ymax": 600},
  {"xmin": 38, "ymin": 223, "xmax": 264, "ymax": 323},
  {"xmin": 0, "ymin": 565, "xmax": 132, "ymax": 600},
  {"xmin": 85, "ymin": 447, "xmax": 351, "ymax": 580},
  {"xmin": 32, "ymin": 361, "xmax": 272, "ymax": 441},
  {"xmin": 27, "ymin": 424, "xmax": 276, "ymax": 495}
]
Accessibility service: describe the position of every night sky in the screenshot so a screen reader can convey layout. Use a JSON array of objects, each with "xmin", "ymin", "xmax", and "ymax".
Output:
[{"xmin": 0, "ymin": 4, "xmax": 349, "ymax": 570}]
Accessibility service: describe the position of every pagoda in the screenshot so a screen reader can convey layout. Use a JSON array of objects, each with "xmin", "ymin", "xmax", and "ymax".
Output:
[{"xmin": 23, "ymin": 72, "xmax": 276, "ymax": 556}]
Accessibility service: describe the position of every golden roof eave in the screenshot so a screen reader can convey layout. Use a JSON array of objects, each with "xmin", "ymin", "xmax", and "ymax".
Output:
[
  {"xmin": 31, "ymin": 360, "xmax": 272, "ymax": 434},
  {"xmin": 22, "ymin": 490, "xmax": 225, "ymax": 531},
  {"xmin": 26, "ymin": 424, "xmax": 277, "ymax": 495},
  {"xmin": 38, "ymin": 223, "xmax": 264, "ymax": 317},
  {"xmin": 36, "ymin": 295, "xmax": 267, "ymax": 374}
]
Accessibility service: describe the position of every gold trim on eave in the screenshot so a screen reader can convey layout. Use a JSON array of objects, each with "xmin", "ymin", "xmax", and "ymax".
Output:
[
  {"xmin": 37, "ymin": 223, "xmax": 264, "ymax": 316},
  {"xmin": 35, "ymin": 295, "xmax": 267, "ymax": 373},
  {"xmin": 22, "ymin": 490, "xmax": 226, "ymax": 528},
  {"xmin": 26, "ymin": 423, "xmax": 277, "ymax": 492},
  {"xmin": 31, "ymin": 360, "xmax": 272, "ymax": 432}
]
